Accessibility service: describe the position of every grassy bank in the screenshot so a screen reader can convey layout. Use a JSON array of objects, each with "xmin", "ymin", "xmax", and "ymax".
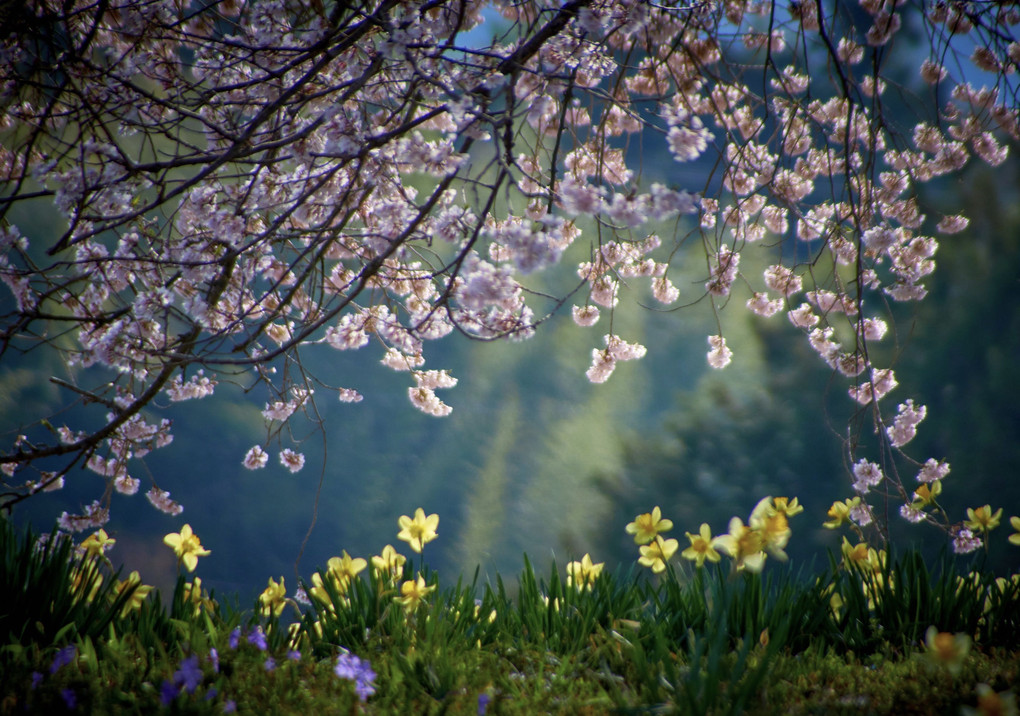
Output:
[{"xmin": 2, "ymin": 518, "xmax": 1018, "ymax": 714}]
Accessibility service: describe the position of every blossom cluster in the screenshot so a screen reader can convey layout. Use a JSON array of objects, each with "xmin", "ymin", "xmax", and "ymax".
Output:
[{"xmin": 0, "ymin": 0, "xmax": 1017, "ymax": 556}]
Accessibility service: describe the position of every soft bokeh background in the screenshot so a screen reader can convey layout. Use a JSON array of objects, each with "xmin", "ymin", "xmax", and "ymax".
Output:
[{"xmin": 6, "ymin": 145, "xmax": 1019, "ymax": 602}]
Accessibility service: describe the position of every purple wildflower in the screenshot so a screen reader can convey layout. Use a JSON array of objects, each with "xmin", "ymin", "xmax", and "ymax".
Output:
[
  {"xmin": 478, "ymin": 692, "xmax": 492, "ymax": 715},
  {"xmin": 175, "ymin": 654, "xmax": 203, "ymax": 694},
  {"xmin": 49, "ymin": 645, "xmax": 77, "ymax": 674},
  {"xmin": 223, "ymin": 699, "xmax": 237, "ymax": 713},
  {"xmin": 247, "ymin": 627, "xmax": 267, "ymax": 651},
  {"xmin": 228, "ymin": 627, "xmax": 242, "ymax": 649},
  {"xmin": 60, "ymin": 687, "xmax": 77, "ymax": 709},
  {"xmin": 287, "ymin": 649, "xmax": 301, "ymax": 661},
  {"xmin": 264, "ymin": 656, "xmax": 277, "ymax": 672},
  {"xmin": 354, "ymin": 678, "xmax": 376, "ymax": 702},
  {"xmin": 30, "ymin": 672, "xmax": 43, "ymax": 690},
  {"xmin": 335, "ymin": 652, "xmax": 376, "ymax": 701},
  {"xmin": 160, "ymin": 680, "xmax": 180, "ymax": 706},
  {"xmin": 209, "ymin": 647, "xmax": 220, "ymax": 673}
]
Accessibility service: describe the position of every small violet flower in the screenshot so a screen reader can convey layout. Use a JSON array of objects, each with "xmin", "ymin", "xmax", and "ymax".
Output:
[
  {"xmin": 60, "ymin": 688, "xmax": 77, "ymax": 710},
  {"xmin": 160, "ymin": 680, "xmax": 180, "ymax": 706},
  {"xmin": 335, "ymin": 652, "xmax": 376, "ymax": 701},
  {"xmin": 49, "ymin": 645, "xmax": 76, "ymax": 674},
  {"xmin": 247, "ymin": 627, "xmax": 268, "ymax": 651},
  {"xmin": 175, "ymin": 654, "xmax": 203, "ymax": 694}
]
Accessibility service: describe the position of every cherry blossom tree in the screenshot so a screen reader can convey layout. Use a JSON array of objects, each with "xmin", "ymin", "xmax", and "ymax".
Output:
[{"xmin": 1, "ymin": 0, "xmax": 1017, "ymax": 553}]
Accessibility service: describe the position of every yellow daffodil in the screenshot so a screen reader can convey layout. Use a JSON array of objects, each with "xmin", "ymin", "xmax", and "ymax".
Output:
[
  {"xmin": 681, "ymin": 523, "xmax": 723, "ymax": 568},
  {"xmin": 113, "ymin": 571, "xmax": 153, "ymax": 616},
  {"xmin": 822, "ymin": 497, "xmax": 861, "ymax": 529},
  {"xmin": 826, "ymin": 586, "xmax": 844, "ymax": 617},
  {"xmin": 566, "ymin": 553, "xmax": 604, "ymax": 591},
  {"xmin": 259, "ymin": 576, "xmax": 288, "ymax": 617},
  {"xmin": 397, "ymin": 574, "xmax": 435, "ymax": 612},
  {"xmin": 327, "ymin": 551, "xmax": 367, "ymax": 588},
  {"xmin": 638, "ymin": 535, "xmax": 679, "ymax": 574},
  {"xmin": 995, "ymin": 574, "xmax": 1020, "ymax": 594},
  {"xmin": 308, "ymin": 572, "xmax": 331, "ymax": 606},
  {"xmin": 964, "ymin": 505, "xmax": 1002, "ymax": 533},
  {"xmin": 1010, "ymin": 516, "xmax": 1020, "ymax": 546},
  {"xmin": 911, "ymin": 480, "xmax": 942, "ymax": 509},
  {"xmin": 964, "ymin": 683, "xmax": 1019, "ymax": 716},
  {"xmin": 924, "ymin": 625, "xmax": 971, "ymax": 676},
  {"xmin": 840, "ymin": 537, "xmax": 883, "ymax": 573},
  {"xmin": 750, "ymin": 497, "xmax": 791, "ymax": 560},
  {"xmin": 163, "ymin": 524, "xmax": 211, "ymax": 572},
  {"xmin": 771, "ymin": 496, "xmax": 804, "ymax": 517},
  {"xmin": 79, "ymin": 529, "xmax": 115, "ymax": 560},
  {"xmin": 308, "ymin": 570, "xmax": 350, "ymax": 609},
  {"xmin": 625, "ymin": 506, "xmax": 674, "ymax": 544},
  {"xmin": 371, "ymin": 544, "xmax": 407, "ymax": 581},
  {"xmin": 397, "ymin": 508, "xmax": 439, "ymax": 553},
  {"xmin": 715, "ymin": 517, "xmax": 766, "ymax": 572},
  {"xmin": 182, "ymin": 577, "xmax": 216, "ymax": 616},
  {"xmin": 841, "ymin": 537, "xmax": 870, "ymax": 568},
  {"xmin": 70, "ymin": 562, "xmax": 103, "ymax": 603}
]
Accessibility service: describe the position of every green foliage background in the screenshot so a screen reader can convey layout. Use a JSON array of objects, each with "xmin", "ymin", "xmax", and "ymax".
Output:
[{"xmin": 6, "ymin": 149, "xmax": 1019, "ymax": 600}]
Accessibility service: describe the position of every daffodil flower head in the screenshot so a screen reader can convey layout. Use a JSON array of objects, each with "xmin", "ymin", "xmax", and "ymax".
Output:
[
  {"xmin": 1010, "ymin": 516, "xmax": 1020, "ymax": 546},
  {"xmin": 964, "ymin": 505, "xmax": 1002, "ymax": 533},
  {"xmin": 840, "ymin": 536, "xmax": 883, "ymax": 573},
  {"xmin": 924, "ymin": 625, "xmax": 971, "ymax": 676},
  {"xmin": 79, "ymin": 529, "xmax": 116, "ymax": 560},
  {"xmin": 259, "ymin": 576, "xmax": 288, "ymax": 617},
  {"xmin": 715, "ymin": 517, "xmax": 766, "ymax": 572},
  {"xmin": 566, "ymin": 553, "xmax": 604, "ymax": 591},
  {"xmin": 823, "ymin": 497, "xmax": 861, "ymax": 529},
  {"xmin": 163, "ymin": 524, "xmax": 210, "ymax": 572},
  {"xmin": 682, "ymin": 523, "xmax": 723, "ymax": 568},
  {"xmin": 397, "ymin": 574, "xmax": 435, "ymax": 612},
  {"xmin": 967, "ymin": 683, "xmax": 1019, "ymax": 716},
  {"xmin": 625, "ymin": 506, "xmax": 674, "ymax": 544},
  {"xmin": 309, "ymin": 571, "xmax": 350, "ymax": 610},
  {"xmin": 327, "ymin": 551, "xmax": 367, "ymax": 588},
  {"xmin": 911, "ymin": 480, "xmax": 942, "ymax": 509},
  {"xmin": 182, "ymin": 578, "xmax": 216, "ymax": 616},
  {"xmin": 397, "ymin": 508, "xmax": 439, "ymax": 554},
  {"xmin": 113, "ymin": 570, "xmax": 153, "ymax": 616},
  {"xmin": 771, "ymin": 496, "xmax": 804, "ymax": 517},
  {"xmin": 371, "ymin": 544, "xmax": 407, "ymax": 581},
  {"xmin": 638, "ymin": 535, "xmax": 679, "ymax": 574},
  {"xmin": 70, "ymin": 562, "xmax": 104, "ymax": 603},
  {"xmin": 749, "ymin": 497, "xmax": 791, "ymax": 560}
]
